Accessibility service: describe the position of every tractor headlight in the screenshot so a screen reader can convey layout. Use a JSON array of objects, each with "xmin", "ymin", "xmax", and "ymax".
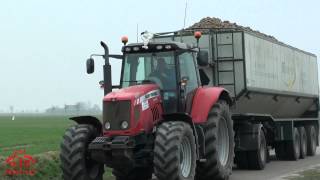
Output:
[
  {"xmin": 121, "ymin": 121, "xmax": 129, "ymax": 129},
  {"xmin": 156, "ymin": 45, "xmax": 163, "ymax": 50},
  {"xmin": 165, "ymin": 45, "xmax": 172, "ymax": 49},
  {"xmin": 105, "ymin": 122, "xmax": 111, "ymax": 130}
]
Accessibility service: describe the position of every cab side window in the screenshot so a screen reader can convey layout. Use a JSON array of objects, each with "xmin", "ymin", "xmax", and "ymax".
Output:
[{"xmin": 178, "ymin": 52, "xmax": 199, "ymax": 94}]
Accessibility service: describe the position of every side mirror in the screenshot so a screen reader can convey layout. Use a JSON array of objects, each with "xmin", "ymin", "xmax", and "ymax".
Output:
[
  {"xmin": 197, "ymin": 51, "xmax": 209, "ymax": 66},
  {"xmin": 86, "ymin": 58, "xmax": 95, "ymax": 74}
]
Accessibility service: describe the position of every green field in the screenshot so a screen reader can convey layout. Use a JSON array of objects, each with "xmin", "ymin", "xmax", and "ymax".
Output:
[{"xmin": 0, "ymin": 115, "xmax": 74, "ymax": 157}]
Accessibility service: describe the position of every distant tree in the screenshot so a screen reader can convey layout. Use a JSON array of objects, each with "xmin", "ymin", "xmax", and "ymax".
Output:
[
  {"xmin": 9, "ymin": 106, "xmax": 14, "ymax": 114},
  {"xmin": 92, "ymin": 104, "xmax": 101, "ymax": 112}
]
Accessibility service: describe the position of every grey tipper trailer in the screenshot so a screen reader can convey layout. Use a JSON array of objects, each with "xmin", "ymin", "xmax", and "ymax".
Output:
[{"xmin": 154, "ymin": 29, "xmax": 319, "ymax": 168}]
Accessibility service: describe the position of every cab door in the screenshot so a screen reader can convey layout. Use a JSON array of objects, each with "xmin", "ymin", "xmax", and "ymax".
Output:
[{"xmin": 178, "ymin": 52, "xmax": 200, "ymax": 112}]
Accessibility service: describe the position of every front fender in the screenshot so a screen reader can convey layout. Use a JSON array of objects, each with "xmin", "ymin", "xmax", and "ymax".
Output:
[
  {"xmin": 70, "ymin": 116, "xmax": 102, "ymax": 134},
  {"xmin": 190, "ymin": 87, "xmax": 232, "ymax": 124}
]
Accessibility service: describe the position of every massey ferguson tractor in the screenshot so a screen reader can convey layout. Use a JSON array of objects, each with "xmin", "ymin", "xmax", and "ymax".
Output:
[
  {"xmin": 60, "ymin": 31, "xmax": 234, "ymax": 180},
  {"xmin": 60, "ymin": 25, "xmax": 319, "ymax": 180}
]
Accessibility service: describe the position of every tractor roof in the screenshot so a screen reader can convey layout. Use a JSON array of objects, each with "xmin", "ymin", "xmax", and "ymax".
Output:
[{"xmin": 124, "ymin": 41, "xmax": 195, "ymax": 51}]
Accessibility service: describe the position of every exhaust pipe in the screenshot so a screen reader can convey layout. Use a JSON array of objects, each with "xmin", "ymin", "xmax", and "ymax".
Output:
[{"xmin": 100, "ymin": 41, "xmax": 112, "ymax": 95}]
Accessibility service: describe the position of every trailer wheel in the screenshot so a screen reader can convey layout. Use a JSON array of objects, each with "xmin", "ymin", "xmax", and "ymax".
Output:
[
  {"xmin": 235, "ymin": 129, "xmax": 267, "ymax": 170},
  {"xmin": 154, "ymin": 121, "xmax": 196, "ymax": 180},
  {"xmin": 60, "ymin": 124, "xmax": 104, "ymax": 180},
  {"xmin": 305, "ymin": 125, "xmax": 317, "ymax": 156},
  {"xmin": 298, "ymin": 127, "xmax": 307, "ymax": 159},
  {"xmin": 275, "ymin": 142, "xmax": 286, "ymax": 160},
  {"xmin": 287, "ymin": 127, "xmax": 301, "ymax": 160},
  {"xmin": 196, "ymin": 100, "xmax": 234, "ymax": 180}
]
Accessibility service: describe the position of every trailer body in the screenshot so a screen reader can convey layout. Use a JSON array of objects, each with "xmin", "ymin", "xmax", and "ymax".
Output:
[{"xmin": 154, "ymin": 30, "xmax": 319, "ymax": 151}]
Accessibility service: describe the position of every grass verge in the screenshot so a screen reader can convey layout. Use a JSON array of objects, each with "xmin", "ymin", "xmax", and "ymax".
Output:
[
  {"xmin": 0, "ymin": 151, "xmax": 114, "ymax": 180},
  {"xmin": 284, "ymin": 165, "xmax": 320, "ymax": 180}
]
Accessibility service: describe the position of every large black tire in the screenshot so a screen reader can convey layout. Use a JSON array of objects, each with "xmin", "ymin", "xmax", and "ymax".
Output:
[
  {"xmin": 275, "ymin": 128, "xmax": 300, "ymax": 161},
  {"xmin": 298, "ymin": 127, "xmax": 307, "ymax": 159},
  {"xmin": 113, "ymin": 167, "xmax": 153, "ymax": 180},
  {"xmin": 236, "ymin": 129, "xmax": 267, "ymax": 170},
  {"xmin": 305, "ymin": 125, "xmax": 317, "ymax": 156},
  {"xmin": 60, "ymin": 124, "xmax": 104, "ymax": 180},
  {"xmin": 196, "ymin": 100, "xmax": 234, "ymax": 180},
  {"xmin": 287, "ymin": 127, "xmax": 301, "ymax": 160},
  {"xmin": 154, "ymin": 121, "xmax": 196, "ymax": 180}
]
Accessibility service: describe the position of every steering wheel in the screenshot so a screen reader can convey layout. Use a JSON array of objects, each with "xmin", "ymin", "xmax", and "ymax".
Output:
[{"xmin": 146, "ymin": 76, "xmax": 164, "ymax": 89}]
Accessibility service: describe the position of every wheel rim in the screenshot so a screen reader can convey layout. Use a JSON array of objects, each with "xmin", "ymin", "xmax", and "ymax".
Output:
[
  {"xmin": 180, "ymin": 136, "xmax": 192, "ymax": 178},
  {"xmin": 311, "ymin": 129, "xmax": 317, "ymax": 151},
  {"xmin": 217, "ymin": 117, "xmax": 229, "ymax": 166},
  {"xmin": 260, "ymin": 133, "xmax": 266, "ymax": 162},
  {"xmin": 302, "ymin": 132, "xmax": 307, "ymax": 154},
  {"xmin": 295, "ymin": 131, "xmax": 300, "ymax": 156}
]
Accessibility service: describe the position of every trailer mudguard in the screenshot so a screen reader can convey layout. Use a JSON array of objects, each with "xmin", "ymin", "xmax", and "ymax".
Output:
[
  {"xmin": 70, "ymin": 116, "xmax": 102, "ymax": 134},
  {"xmin": 190, "ymin": 87, "xmax": 232, "ymax": 124}
]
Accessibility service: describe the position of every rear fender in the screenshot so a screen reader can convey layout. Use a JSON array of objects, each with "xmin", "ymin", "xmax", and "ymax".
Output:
[
  {"xmin": 70, "ymin": 116, "xmax": 102, "ymax": 134},
  {"xmin": 191, "ymin": 87, "xmax": 232, "ymax": 124}
]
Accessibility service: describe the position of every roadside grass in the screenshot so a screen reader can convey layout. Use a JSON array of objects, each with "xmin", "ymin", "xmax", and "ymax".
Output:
[
  {"xmin": 284, "ymin": 166, "xmax": 320, "ymax": 180},
  {"xmin": 0, "ymin": 115, "xmax": 114, "ymax": 179},
  {"xmin": 0, "ymin": 151, "xmax": 114, "ymax": 180}
]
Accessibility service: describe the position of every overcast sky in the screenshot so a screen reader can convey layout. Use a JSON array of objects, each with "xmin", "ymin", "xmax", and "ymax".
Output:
[{"xmin": 0, "ymin": 0, "xmax": 319, "ymax": 112}]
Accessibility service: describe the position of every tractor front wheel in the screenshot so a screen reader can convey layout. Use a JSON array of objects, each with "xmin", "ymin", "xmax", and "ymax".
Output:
[
  {"xmin": 154, "ymin": 121, "xmax": 196, "ymax": 180},
  {"xmin": 60, "ymin": 124, "xmax": 104, "ymax": 180}
]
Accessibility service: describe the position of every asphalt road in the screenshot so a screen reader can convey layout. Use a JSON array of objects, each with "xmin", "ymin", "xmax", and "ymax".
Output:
[{"xmin": 230, "ymin": 148, "xmax": 320, "ymax": 180}]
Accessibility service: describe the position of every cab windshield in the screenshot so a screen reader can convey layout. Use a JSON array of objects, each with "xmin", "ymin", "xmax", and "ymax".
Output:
[
  {"xmin": 121, "ymin": 51, "xmax": 178, "ymax": 113},
  {"xmin": 122, "ymin": 51, "xmax": 177, "ymax": 91}
]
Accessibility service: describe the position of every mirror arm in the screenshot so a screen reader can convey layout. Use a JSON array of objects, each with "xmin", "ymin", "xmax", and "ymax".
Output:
[
  {"xmin": 90, "ymin": 54, "xmax": 123, "ymax": 60},
  {"xmin": 90, "ymin": 54, "xmax": 103, "ymax": 58},
  {"xmin": 109, "ymin": 54, "xmax": 123, "ymax": 59},
  {"xmin": 112, "ymin": 85, "xmax": 121, "ymax": 89}
]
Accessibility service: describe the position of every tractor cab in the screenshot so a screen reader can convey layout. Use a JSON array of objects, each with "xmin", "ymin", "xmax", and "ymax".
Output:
[{"xmin": 121, "ymin": 42, "xmax": 201, "ymax": 113}]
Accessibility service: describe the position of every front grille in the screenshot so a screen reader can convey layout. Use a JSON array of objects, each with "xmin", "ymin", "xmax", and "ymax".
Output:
[{"xmin": 103, "ymin": 100, "xmax": 131, "ymax": 130}]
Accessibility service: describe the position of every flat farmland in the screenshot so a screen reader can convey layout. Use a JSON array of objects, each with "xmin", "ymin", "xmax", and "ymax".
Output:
[{"xmin": 0, "ymin": 115, "xmax": 74, "ymax": 157}]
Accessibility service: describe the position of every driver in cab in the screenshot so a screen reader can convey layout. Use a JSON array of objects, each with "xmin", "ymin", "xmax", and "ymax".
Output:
[{"xmin": 148, "ymin": 58, "xmax": 175, "ymax": 90}]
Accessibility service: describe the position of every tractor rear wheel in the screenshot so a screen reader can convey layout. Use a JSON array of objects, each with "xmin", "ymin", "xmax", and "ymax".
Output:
[
  {"xmin": 306, "ymin": 125, "xmax": 317, "ymax": 156},
  {"xmin": 196, "ymin": 100, "xmax": 234, "ymax": 180},
  {"xmin": 60, "ymin": 124, "xmax": 104, "ymax": 180},
  {"xmin": 154, "ymin": 121, "xmax": 196, "ymax": 180}
]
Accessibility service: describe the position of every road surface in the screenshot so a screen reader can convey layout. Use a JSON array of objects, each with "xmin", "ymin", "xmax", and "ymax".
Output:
[{"xmin": 230, "ymin": 148, "xmax": 320, "ymax": 180}]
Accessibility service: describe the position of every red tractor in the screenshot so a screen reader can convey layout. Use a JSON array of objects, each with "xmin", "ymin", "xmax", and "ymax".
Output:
[{"xmin": 60, "ymin": 32, "xmax": 234, "ymax": 180}]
